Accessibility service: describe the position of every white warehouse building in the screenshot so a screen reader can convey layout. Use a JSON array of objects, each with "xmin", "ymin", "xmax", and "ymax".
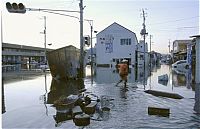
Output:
[{"xmin": 96, "ymin": 22, "xmax": 138, "ymax": 68}]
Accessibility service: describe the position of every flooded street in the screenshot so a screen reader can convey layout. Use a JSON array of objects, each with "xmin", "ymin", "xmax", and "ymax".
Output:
[{"xmin": 2, "ymin": 65, "xmax": 200, "ymax": 128}]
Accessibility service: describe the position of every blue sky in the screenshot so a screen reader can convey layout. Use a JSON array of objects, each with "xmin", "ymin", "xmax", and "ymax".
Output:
[{"xmin": 1, "ymin": 0, "xmax": 199, "ymax": 53}]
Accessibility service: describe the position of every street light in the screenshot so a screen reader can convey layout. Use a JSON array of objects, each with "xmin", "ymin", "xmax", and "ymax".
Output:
[{"xmin": 85, "ymin": 20, "xmax": 98, "ymax": 83}]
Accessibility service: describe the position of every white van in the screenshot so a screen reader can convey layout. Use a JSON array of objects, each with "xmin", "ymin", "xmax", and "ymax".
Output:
[{"xmin": 172, "ymin": 60, "xmax": 189, "ymax": 70}]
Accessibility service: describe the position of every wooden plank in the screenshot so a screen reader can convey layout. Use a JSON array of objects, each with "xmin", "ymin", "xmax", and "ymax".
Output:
[{"xmin": 144, "ymin": 90, "xmax": 183, "ymax": 99}]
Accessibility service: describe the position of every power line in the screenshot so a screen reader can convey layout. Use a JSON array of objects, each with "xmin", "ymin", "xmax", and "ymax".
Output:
[
  {"xmin": 40, "ymin": 10, "xmax": 79, "ymax": 19},
  {"xmin": 149, "ymin": 16, "xmax": 200, "ymax": 26},
  {"xmin": 27, "ymin": 8, "xmax": 80, "ymax": 13},
  {"xmin": 149, "ymin": 26, "xmax": 199, "ymax": 32}
]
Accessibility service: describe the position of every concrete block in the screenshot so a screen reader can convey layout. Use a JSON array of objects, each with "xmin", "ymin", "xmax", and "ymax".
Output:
[{"xmin": 148, "ymin": 106, "xmax": 170, "ymax": 117}]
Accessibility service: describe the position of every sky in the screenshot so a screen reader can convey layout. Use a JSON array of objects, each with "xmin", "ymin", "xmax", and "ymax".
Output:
[{"xmin": 0, "ymin": 0, "xmax": 199, "ymax": 54}]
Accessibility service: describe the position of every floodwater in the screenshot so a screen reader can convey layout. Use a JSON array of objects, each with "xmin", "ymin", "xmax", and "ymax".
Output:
[{"xmin": 2, "ymin": 64, "xmax": 200, "ymax": 129}]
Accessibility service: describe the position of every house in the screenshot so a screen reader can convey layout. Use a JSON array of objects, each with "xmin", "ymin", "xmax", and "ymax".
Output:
[
  {"xmin": 85, "ymin": 47, "xmax": 96, "ymax": 65},
  {"xmin": 95, "ymin": 22, "xmax": 138, "ymax": 68},
  {"xmin": 136, "ymin": 40, "xmax": 149, "ymax": 67},
  {"xmin": 150, "ymin": 51, "xmax": 162, "ymax": 65},
  {"xmin": 190, "ymin": 35, "xmax": 200, "ymax": 84},
  {"xmin": 172, "ymin": 40, "xmax": 193, "ymax": 62}
]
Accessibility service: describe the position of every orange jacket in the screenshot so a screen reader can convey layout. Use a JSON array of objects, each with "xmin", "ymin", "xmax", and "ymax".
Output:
[{"xmin": 118, "ymin": 63, "xmax": 128, "ymax": 75}]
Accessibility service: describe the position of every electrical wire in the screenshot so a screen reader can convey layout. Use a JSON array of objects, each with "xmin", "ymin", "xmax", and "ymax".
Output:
[
  {"xmin": 148, "ymin": 16, "xmax": 200, "ymax": 26},
  {"xmin": 40, "ymin": 10, "xmax": 79, "ymax": 20}
]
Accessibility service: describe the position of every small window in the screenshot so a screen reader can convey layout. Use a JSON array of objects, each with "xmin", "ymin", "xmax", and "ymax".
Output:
[
  {"xmin": 120, "ymin": 38, "xmax": 131, "ymax": 45},
  {"xmin": 129, "ymin": 39, "xmax": 131, "ymax": 45}
]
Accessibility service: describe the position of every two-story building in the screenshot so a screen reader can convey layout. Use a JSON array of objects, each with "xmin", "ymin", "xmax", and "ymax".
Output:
[
  {"xmin": 136, "ymin": 40, "xmax": 149, "ymax": 67},
  {"xmin": 172, "ymin": 40, "xmax": 193, "ymax": 62},
  {"xmin": 95, "ymin": 22, "xmax": 138, "ymax": 68}
]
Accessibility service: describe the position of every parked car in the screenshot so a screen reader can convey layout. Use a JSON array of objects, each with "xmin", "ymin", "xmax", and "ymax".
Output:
[
  {"xmin": 39, "ymin": 64, "xmax": 49, "ymax": 70},
  {"xmin": 172, "ymin": 60, "xmax": 189, "ymax": 70},
  {"xmin": 30, "ymin": 60, "xmax": 38, "ymax": 64}
]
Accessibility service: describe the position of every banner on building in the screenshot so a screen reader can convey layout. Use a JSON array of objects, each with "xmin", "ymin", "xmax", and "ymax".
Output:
[
  {"xmin": 105, "ymin": 34, "xmax": 114, "ymax": 53},
  {"xmin": 187, "ymin": 44, "xmax": 192, "ymax": 65},
  {"xmin": 105, "ymin": 43, "xmax": 113, "ymax": 53}
]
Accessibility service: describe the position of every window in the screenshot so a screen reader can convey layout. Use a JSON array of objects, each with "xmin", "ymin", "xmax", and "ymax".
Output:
[
  {"xmin": 120, "ymin": 38, "xmax": 131, "ymax": 45},
  {"xmin": 140, "ymin": 55, "xmax": 144, "ymax": 60}
]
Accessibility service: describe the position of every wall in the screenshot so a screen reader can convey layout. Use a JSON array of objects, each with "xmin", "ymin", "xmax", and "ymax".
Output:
[{"xmin": 196, "ymin": 38, "xmax": 200, "ymax": 83}]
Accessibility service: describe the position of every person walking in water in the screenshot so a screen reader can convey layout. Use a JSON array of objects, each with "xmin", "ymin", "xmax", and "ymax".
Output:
[{"xmin": 116, "ymin": 59, "xmax": 129, "ymax": 87}]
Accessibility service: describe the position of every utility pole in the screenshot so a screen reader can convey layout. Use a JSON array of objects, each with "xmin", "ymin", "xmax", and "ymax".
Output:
[
  {"xmin": 140, "ymin": 9, "xmax": 148, "ymax": 88},
  {"xmin": 168, "ymin": 39, "xmax": 170, "ymax": 53},
  {"xmin": 149, "ymin": 35, "xmax": 152, "ymax": 67},
  {"xmin": 90, "ymin": 21, "xmax": 93, "ymax": 83},
  {"xmin": 44, "ymin": 16, "xmax": 47, "ymax": 64},
  {"xmin": 1, "ymin": 12, "xmax": 3, "ymax": 44},
  {"xmin": 85, "ymin": 19, "xmax": 93, "ymax": 83},
  {"xmin": 149, "ymin": 35, "xmax": 152, "ymax": 89},
  {"xmin": 41, "ymin": 16, "xmax": 47, "ymax": 65},
  {"xmin": 79, "ymin": 0, "xmax": 84, "ymax": 78}
]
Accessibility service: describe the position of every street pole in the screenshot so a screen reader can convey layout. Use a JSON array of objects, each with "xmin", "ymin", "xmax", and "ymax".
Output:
[
  {"xmin": 79, "ymin": 0, "xmax": 84, "ymax": 78},
  {"xmin": 44, "ymin": 16, "xmax": 47, "ymax": 65},
  {"xmin": 90, "ymin": 22, "xmax": 93, "ymax": 83},
  {"xmin": 150, "ymin": 35, "xmax": 152, "ymax": 67},
  {"xmin": 1, "ymin": 11, "xmax": 3, "ymax": 44},
  {"xmin": 149, "ymin": 35, "xmax": 152, "ymax": 89},
  {"xmin": 168, "ymin": 39, "xmax": 170, "ymax": 53},
  {"xmin": 140, "ymin": 9, "xmax": 148, "ymax": 88}
]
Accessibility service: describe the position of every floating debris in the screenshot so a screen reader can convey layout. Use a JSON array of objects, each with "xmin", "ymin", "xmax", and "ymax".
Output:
[
  {"xmin": 148, "ymin": 106, "xmax": 170, "ymax": 117},
  {"xmin": 73, "ymin": 114, "xmax": 90, "ymax": 126},
  {"xmin": 144, "ymin": 90, "xmax": 184, "ymax": 99},
  {"xmin": 53, "ymin": 95, "xmax": 79, "ymax": 108},
  {"xmin": 84, "ymin": 101, "xmax": 98, "ymax": 114},
  {"xmin": 72, "ymin": 106, "xmax": 83, "ymax": 118}
]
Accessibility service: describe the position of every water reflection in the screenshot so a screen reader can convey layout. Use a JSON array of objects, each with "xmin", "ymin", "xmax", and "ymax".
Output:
[
  {"xmin": 47, "ymin": 79, "xmax": 84, "ymax": 104},
  {"xmin": 94, "ymin": 67, "xmax": 137, "ymax": 84},
  {"xmin": 136, "ymin": 66, "xmax": 150, "ymax": 85},
  {"xmin": 172, "ymin": 67, "xmax": 195, "ymax": 89},
  {"xmin": 2, "ymin": 64, "xmax": 41, "ymax": 73},
  {"xmin": 44, "ymin": 73, "xmax": 48, "ymax": 116},
  {"xmin": 47, "ymin": 78, "xmax": 84, "ymax": 126},
  {"xmin": 39, "ymin": 72, "xmax": 49, "ymax": 116}
]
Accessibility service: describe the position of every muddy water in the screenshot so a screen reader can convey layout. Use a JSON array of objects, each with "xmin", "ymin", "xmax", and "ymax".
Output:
[{"xmin": 2, "ymin": 65, "xmax": 200, "ymax": 128}]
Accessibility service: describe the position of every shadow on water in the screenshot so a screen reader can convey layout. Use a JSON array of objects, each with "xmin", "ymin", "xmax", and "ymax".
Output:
[
  {"xmin": 47, "ymin": 78, "xmax": 84, "ymax": 126},
  {"xmin": 2, "ymin": 77, "xmax": 6, "ymax": 114},
  {"xmin": 194, "ymin": 83, "xmax": 200, "ymax": 114}
]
